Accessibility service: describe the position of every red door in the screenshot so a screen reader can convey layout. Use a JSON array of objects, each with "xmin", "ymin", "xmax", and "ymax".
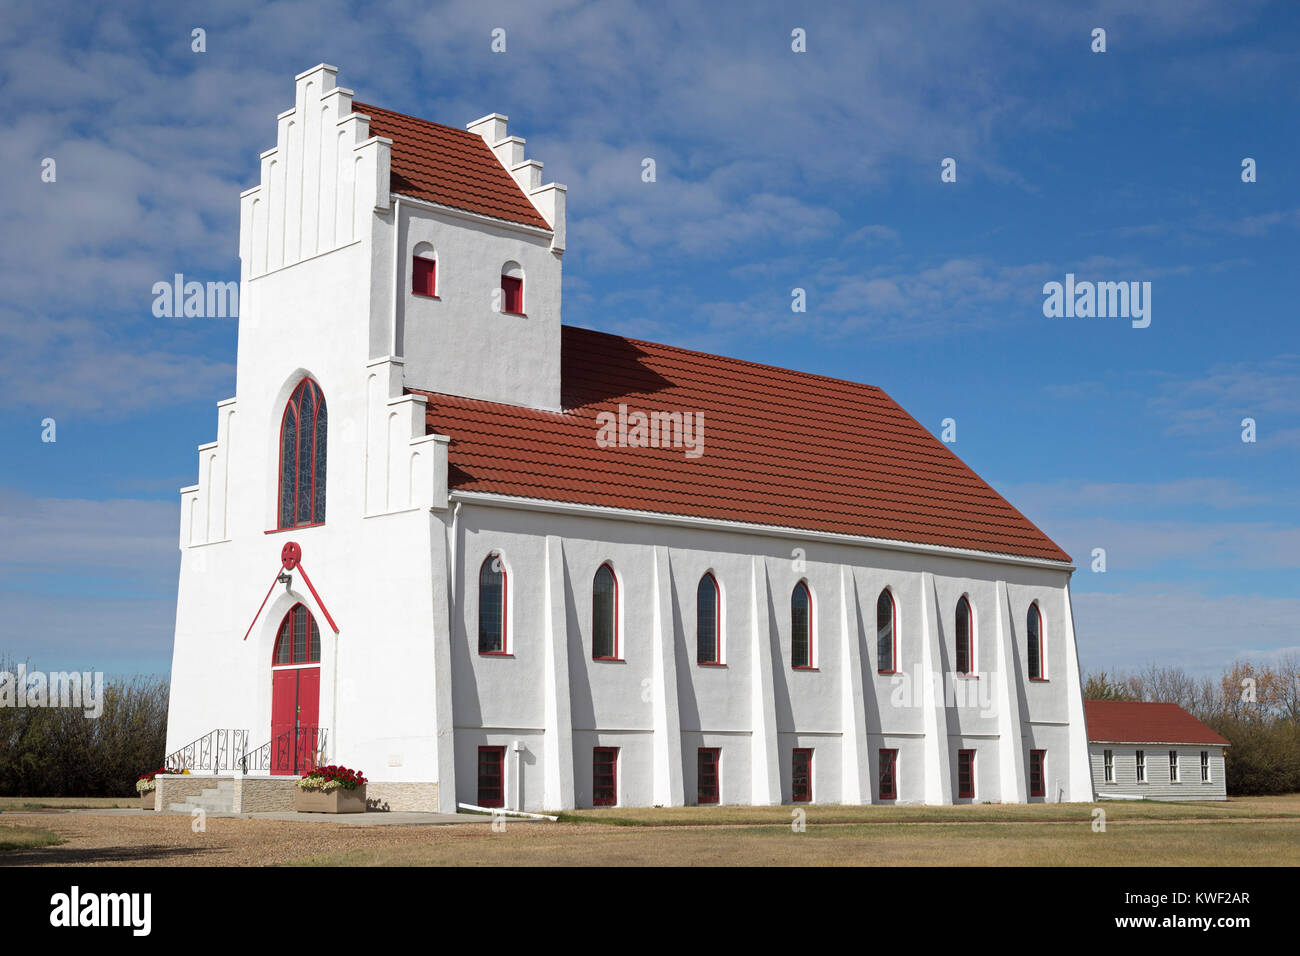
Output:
[
  {"xmin": 270, "ymin": 667, "xmax": 320, "ymax": 775},
  {"xmin": 296, "ymin": 667, "xmax": 320, "ymax": 772}
]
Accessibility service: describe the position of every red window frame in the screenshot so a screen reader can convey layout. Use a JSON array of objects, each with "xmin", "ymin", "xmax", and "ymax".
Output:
[
  {"xmin": 477, "ymin": 746, "xmax": 505, "ymax": 808},
  {"xmin": 500, "ymin": 274, "xmax": 523, "ymax": 314},
  {"xmin": 478, "ymin": 554, "xmax": 508, "ymax": 655},
  {"xmin": 955, "ymin": 596, "xmax": 974, "ymax": 676},
  {"xmin": 791, "ymin": 581, "xmax": 814, "ymax": 669},
  {"xmin": 877, "ymin": 588, "xmax": 897, "ymax": 674},
  {"xmin": 276, "ymin": 378, "xmax": 327, "ymax": 530},
  {"xmin": 592, "ymin": 563, "xmax": 619, "ymax": 660},
  {"xmin": 957, "ymin": 749, "xmax": 975, "ymax": 799},
  {"xmin": 879, "ymin": 749, "xmax": 898, "ymax": 800},
  {"xmin": 412, "ymin": 255, "xmax": 437, "ymax": 297},
  {"xmin": 272, "ymin": 603, "xmax": 321, "ymax": 665},
  {"xmin": 697, "ymin": 572, "xmax": 722, "ymax": 665},
  {"xmin": 697, "ymin": 748, "xmax": 720, "ymax": 805},
  {"xmin": 592, "ymin": 747, "xmax": 618, "ymax": 806},
  {"xmin": 1027, "ymin": 602, "xmax": 1045, "ymax": 680},
  {"xmin": 792, "ymin": 748, "xmax": 813, "ymax": 803},
  {"xmin": 1028, "ymin": 749, "xmax": 1046, "ymax": 797}
]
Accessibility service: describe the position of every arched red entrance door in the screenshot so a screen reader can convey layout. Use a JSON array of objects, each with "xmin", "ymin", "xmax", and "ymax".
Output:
[{"xmin": 270, "ymin": 603, "xmax": 322, "ymax": 775}]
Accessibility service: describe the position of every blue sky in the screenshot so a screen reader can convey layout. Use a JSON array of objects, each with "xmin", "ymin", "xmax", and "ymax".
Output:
[{"xmin": 0, "ymin": 0, "xmax": 1296, "ymax": 678}]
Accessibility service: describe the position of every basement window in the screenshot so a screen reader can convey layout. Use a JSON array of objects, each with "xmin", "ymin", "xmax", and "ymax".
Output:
[{"xmin": 792, "ymin": 748, "xmax": 813, "ymax": 802}]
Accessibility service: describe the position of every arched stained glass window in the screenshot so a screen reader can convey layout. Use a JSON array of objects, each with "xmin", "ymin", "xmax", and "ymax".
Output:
[{"xmin": 278, "ymin": 379, "xmax": 327, "ymax": 528}]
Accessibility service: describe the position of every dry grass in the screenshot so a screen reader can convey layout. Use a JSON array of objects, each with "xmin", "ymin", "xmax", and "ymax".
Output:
[
  {"xmin": 553, "ymin": 793, "xmax": 1300, "ymax": 827},
  {"xmin": 0, "ymin": 823, "xmax": 65, "ymax": 851},
  {"xmin": 0, "ymin": 796, "xmax": 135, "ymax": 811},
  {"xmin": 1, "ymin": 794, "xmax": 1297, "ymax": 867},
  {"xmin": 286, "ymin": 819, "xmax": 1300, "ymax": 867}
]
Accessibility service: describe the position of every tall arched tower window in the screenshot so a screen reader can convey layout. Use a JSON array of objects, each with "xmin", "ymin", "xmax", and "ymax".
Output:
[
  {"xmin": 1027, "ymin": 603, "xmax": 1044, "ymax": 680},
  {"xmin": 278, "ymin": 378, "xmax": 327, "ymax": 528},
  {"xmin": 696, "ymin": 573, "xmax": 721, "ymax": 664},
  {"xmin": 955, "ymin": 596, "xmax": 974, "ymax": 676}
]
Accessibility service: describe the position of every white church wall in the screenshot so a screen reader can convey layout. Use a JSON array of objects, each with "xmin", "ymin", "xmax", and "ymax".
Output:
[
  {"xmin": 170, "ymin": 64, "xmax": 1094, "ymax": 815},
  {"xmin": 395, "ymin": 203, "xmax": 562, "ymax": 412}
]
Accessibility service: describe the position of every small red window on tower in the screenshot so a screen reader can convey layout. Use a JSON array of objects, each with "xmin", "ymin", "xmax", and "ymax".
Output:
[
  {"xmin": 412, "ymin": 256, "xmax": 437, "ymax": 297},
  {"xmin": 501, "ymin": 274, "xmax": 523, "ymax": 314}
]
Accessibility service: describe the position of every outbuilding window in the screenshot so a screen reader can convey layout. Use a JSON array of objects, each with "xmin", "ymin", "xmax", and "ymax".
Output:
[
  {"xmin": 1103, "ymin": 749, "xmax": 1114, "ymax": 783},
  {"xmin": 1136, "ymin": 750, "xmax": 1146, "ymax": 783},
  {"xmin": 1201, "ymin": 751, "xmax": 1210, "ymax": 782},
  {"xmin": 1169, "ymin": 750, "xmax": 1180, "ymax": 783}
]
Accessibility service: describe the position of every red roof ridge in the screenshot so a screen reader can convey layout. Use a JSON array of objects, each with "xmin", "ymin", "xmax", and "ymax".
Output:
[{"xmin": 570, "ymin": 324, "xmax": 888, "ymax": 397}]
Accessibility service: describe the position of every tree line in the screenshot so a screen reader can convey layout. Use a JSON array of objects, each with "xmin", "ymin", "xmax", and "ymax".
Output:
[
  {"xmin": 1084, "ymin": 656, "xmax": 1300, "ymax": 795},
  {"xmin": 0, "ymin": 655, "xmax": 169, "ymax": 798}
]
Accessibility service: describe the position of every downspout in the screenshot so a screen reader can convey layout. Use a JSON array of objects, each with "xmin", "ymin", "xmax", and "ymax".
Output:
[
  {"xmin": 390, "ymin": 196, "xmax": 402, "ymax": 358},
  {"xmin": 448, "ymin": 499, "xmax": 463, "ymax": 672}
]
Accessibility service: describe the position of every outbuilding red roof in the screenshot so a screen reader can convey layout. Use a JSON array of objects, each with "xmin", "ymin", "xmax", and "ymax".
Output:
[
  {"xmin": 413, "ymin": 326, "xmax": 1071, "ymax": 563},
  {"xmin": 1085, "ymin": 700, "xmax": 1230, "ymax": 746},
  {"xmin": 354, "ymin": 101, "xmax": 553, "ymax": 231}
]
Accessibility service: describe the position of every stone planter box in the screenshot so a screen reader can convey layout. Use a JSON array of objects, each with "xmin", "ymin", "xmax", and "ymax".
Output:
[
  {"xmin": 139, "ymin": 790, "xmax": 157, "ymax": 810},
  {"xmin": 294, "ymin": 786, "xmax": 366, "ymax": 814}
]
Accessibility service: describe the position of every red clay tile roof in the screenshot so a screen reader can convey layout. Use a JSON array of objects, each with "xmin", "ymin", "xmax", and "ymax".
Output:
[
  {"xmin": 412, "ymin": 326, "xmax": 1071, "ymax": 563},
  {"xmin": 353, "ymin": 101, "xmax": 552, "ymax": 231},
  {"xmin": 1085, "ymin": 700, "xmax": 1230, "ymax": 746}
]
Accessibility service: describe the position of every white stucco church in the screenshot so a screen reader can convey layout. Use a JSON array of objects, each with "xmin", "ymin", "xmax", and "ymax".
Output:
[{"xmin": 165, "ymin": 64, "xmax": 1096, "ymax": 812}]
